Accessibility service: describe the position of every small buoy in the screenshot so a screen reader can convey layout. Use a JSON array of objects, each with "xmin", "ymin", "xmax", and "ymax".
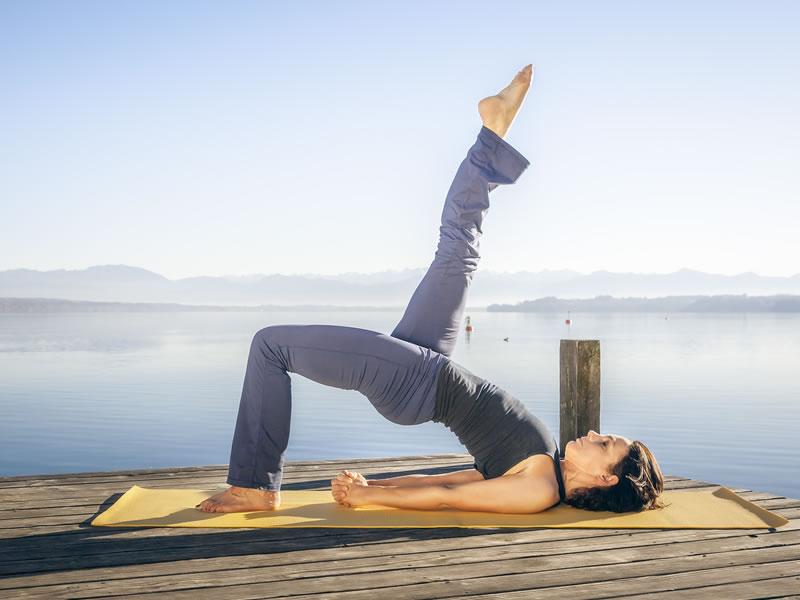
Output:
[
  {"xmin": 503, "ymin": 337, "xmax": 509, "ymax": 342},
  {"xmin": 565, "ymin": 319, "xmax": 571, "ymax": 325},
  {"xmin": 465, "ymin": 315, "xmax": 473, "ymax": 332}
]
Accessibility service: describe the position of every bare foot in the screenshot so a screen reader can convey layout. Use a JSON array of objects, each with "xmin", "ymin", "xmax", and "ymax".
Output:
[
  {"xmin": 195, "ymin": 486, "xmax": 280, "ymax": 513},
  {"xmin": 478, "ymin": 64, "xmax": 534, "ymax": 139}
]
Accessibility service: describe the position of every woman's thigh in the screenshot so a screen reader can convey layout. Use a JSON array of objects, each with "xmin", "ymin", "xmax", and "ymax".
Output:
[{"xmin": 254, "ymin": 324, "xmax": 447, "ymax": 424}]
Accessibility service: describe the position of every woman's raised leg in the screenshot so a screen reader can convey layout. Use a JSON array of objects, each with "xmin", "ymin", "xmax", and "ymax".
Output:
[{"xmin": 391, "ymin": 65, "xmax": 534, "ymax": 357}]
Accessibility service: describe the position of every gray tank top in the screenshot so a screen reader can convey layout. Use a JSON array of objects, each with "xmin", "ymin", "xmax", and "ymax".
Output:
[{"xmin": 433, "ymin": 359, "xmax": 566, "ymax": 502}]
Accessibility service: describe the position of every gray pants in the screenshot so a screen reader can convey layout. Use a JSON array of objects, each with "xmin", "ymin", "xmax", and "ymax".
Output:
[{"xmin": 227, "ymin": 126, "xmax": 531, "ymax": 490}]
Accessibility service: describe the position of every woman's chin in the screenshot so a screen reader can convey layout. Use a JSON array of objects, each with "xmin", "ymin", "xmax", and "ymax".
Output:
[{"xmin": 563, "ymin": 440, "xmax": 575, "ymax": 458}]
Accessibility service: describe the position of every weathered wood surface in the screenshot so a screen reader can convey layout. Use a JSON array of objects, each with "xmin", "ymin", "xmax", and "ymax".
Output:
[
  {"xmin": 559, "ymin": 339, "xmax": 601, "ymax": 454},
  {"xmin": 1, "ymin": 455, "xmax": 798, "ymax": 599}
]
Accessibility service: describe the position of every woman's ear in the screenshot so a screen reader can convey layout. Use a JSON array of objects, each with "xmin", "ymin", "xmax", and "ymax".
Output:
[{"xmin": 597, "ymin": 473, "xmax": 619, "ymax": 487}]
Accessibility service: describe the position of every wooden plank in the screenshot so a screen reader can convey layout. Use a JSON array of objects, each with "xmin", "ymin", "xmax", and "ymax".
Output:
[
  {"xmin": 454, "ymin": 576, "xmax": 800, "ymax": 599},
  {"xmin": 3, "ymin": 519, "xmax": 795, "ymax": 576},
  {"xmin": 446, "ymin": 563, "xmax": 800, "ymax": 600},
  {"xmin": 0, "ymin": 457, "xmax": 475, "ymax": 493},
  {"xmin": 3, "ymin": 528, "xmax": 793, "ymax": 579},
  {"xmin": 2, "ymin": 458, "xmax": 798, "ymax": 599},
  {"xmin": 586, "ymin": 579, "xmax": 800, "ymax": 599},
  {"xmin": 0, "ymin": 453, "xmax": 470, "ymax": 481},
  {"xmin": 1, "ymin": 524, "xmax": 798, "ymax": 595},
  {"xmin": 0, "ymin": 455, "xmax": 474, "ymax": 489},
  {"xmin": 8, "ymin": 546, "xmax": 796, "ymax": 600},
  {"xmin": 0, "ymin": 459, "xmax": 475, "ymax": 504},
  {"xmin": 3, "ymin": 508, "xmax": 795, "ymax": 546},
  {"xmin": 559, "ymin": 339, "xmax": 601, "ymax": 454}
]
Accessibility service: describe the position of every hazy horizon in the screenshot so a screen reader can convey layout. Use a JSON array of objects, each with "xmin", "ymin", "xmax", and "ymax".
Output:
[
  {"xmin": 2, "ymin": 1, "xmax": 798, "ymax": 279},
  {"xmin": 4, "ymin": 263, "xmax": 799, "ymax": 309},
  {"xmin": 3, "ymin": 263, "xmax": 799, "ymax": 281}
]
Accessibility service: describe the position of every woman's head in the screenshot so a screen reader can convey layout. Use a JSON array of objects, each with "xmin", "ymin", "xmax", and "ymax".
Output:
[{"xmin": 563, "ymin": 430, "xmax": 665, "ymax": 513}]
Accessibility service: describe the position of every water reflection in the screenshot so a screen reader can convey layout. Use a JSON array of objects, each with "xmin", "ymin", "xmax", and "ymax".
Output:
[{"xmin": 0, "ymin": 311, "xmax": 798, "ymax": 499}]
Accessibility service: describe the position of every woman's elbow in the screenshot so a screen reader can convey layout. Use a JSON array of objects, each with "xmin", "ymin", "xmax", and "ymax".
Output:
[{"xmin": 438, "ymin": 485, "xmax": 464, "ymax": 510}]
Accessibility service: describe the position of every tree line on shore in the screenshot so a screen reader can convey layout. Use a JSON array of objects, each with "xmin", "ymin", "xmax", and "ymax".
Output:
[
  {"xmin": 2, "ymin": 294, "xmax": 800, "ymax": 313},
  {"xmin": 487, "ymin": 294, "xmax": 800, "ymax": 312}
]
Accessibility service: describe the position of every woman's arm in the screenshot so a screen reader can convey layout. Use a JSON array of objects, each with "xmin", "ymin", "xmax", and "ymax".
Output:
[
  {"xmin": 332, "ymin": 472, "xmax": 559, "ymax": 514},
  {"xmin": 366, "ymin": 468, "xmax": 484, "ymax": 487},
  {"xmin": 333, "ymin": 469, "xmax": 483, "ymax": 488}
]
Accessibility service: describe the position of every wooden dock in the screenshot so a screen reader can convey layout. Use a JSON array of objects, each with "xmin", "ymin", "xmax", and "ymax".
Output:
[{"xmin": 1, "ymin": 454, "xmax": 799, "ymax": 599}]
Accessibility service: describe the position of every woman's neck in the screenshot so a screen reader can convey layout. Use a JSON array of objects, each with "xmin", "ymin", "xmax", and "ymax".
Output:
[{"xmin": 560, "ymin": 458, "xmax": 598, "ymax": 496}]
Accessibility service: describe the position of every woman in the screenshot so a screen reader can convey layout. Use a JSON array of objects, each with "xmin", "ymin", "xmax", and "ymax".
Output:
[{"xmin": 196, "ymin": 64, "xmax": 665, "ymax": 515}]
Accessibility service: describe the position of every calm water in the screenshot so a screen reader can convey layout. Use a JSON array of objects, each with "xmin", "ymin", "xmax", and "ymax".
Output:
[{"xmin": 1, "ymin": 311, "xmax": 798, "ymax": 499}]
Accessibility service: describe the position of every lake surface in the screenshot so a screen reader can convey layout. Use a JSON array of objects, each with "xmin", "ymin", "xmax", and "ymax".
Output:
[{"xmin": 1, "ymin": 310, "xmax": 798, "ymax": 499}]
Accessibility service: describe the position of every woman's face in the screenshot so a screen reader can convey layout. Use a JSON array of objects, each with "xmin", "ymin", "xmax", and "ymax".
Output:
[{"xmin": 564, "ymin": 430, "xmax": 633, "ymax": 482}]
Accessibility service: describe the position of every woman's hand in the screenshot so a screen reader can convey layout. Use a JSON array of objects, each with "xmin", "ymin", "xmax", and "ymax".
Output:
[
  {"xmin": 338, "ymin": 470, "xmax": 368, "ymax": 486},
  {"xmin": 330, "ymin": 471, "xmax": 368, "ymax": 508}
]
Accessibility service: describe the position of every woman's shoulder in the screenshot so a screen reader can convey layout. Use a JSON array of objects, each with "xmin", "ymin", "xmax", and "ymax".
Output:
[{"xmin": 503, "ymin": 454, "xmax": 562, "ymax": 505}]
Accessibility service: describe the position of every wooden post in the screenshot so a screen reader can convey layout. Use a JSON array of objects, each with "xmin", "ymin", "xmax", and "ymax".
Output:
[{"xmin": 559, "ymin": 339, "xmax": 601, "ymax": 457}]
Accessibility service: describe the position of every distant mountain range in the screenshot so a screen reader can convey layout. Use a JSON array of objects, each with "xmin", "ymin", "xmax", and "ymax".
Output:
[{"xmin": 1, "ymin": 265, "xmax": 799, "ymax": 308}]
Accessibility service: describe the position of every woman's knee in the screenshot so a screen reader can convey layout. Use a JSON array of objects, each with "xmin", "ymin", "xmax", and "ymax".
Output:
[
  {"xmin": 250, "ymin": 326, "xmax": 288, "ymax": 368},
  {"xmin": 252, "ymin": 325, "xmax": 275, "ymax": 346},
  {"xmin": 434, "ymin": 239, "xmax": 480, "ymax": 276}
]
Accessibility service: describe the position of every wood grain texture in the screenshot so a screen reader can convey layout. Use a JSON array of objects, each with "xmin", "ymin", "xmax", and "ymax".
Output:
[
  {"xmin": 559, "ymin": 339, "xmax": 601, "ymax": 454},
  {"xmin": 1, "ymin": 455, "xmax": 797, "ymax": 599}
]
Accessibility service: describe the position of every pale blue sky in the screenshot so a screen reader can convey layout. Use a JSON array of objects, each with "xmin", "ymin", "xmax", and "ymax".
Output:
[{"xmin": 1, "ymin": 0, "xmax": 798, "ymax": 280}]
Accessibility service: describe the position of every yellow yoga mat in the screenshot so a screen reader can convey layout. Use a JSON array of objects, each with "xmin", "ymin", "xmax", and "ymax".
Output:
[{"xmin": 92, "ymin": 485, "xmax": 788, "ymax": 529}]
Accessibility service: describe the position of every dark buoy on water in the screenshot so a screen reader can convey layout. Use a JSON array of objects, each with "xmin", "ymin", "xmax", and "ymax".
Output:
[{"xmin": 465, "ymin": 315, "xmax": 473, "ymax": 332}]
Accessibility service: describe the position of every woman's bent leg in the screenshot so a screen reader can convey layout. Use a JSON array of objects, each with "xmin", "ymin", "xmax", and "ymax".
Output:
[
  {"xmin": 391, "ymin": 126, "xmax": 530, "ymax": 357},
  {"xmin": 227, "ymin": 324, "xmax": 447, "ymax": 491}
]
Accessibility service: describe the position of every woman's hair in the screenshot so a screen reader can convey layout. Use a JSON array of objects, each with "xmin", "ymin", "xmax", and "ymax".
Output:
[{"xmin": 564, "ymin": 440, "xmax": 667, "ymax": 513}]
